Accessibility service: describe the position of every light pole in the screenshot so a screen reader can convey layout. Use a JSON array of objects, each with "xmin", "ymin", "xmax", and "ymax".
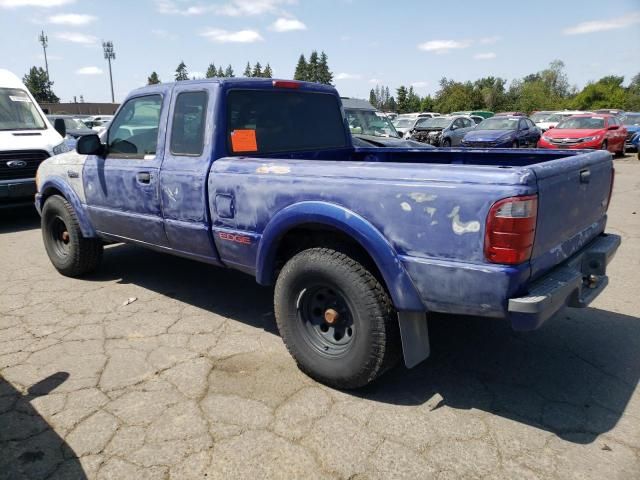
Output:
[
  {"xmin": 38, "ymin": 30, "xmax": 50, "ymax": 94},
  {"xmin": 102, "ymin": 40, "xmax": 115, "ymax": 103}
]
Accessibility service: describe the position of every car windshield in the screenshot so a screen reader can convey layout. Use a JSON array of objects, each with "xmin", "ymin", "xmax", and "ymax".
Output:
[
  {"xmin": 0, "ymin": 87, "xmax": 46, "ymax": 131},
  {"xmin": 531, "ymin": 112, "xmax": 556, "ymax": 122},
  {"xmin": 393, "ymin": 118, "xmax": 415, "ymax": 128},
  {"xmin": 477, "ymin": 117, "xmax": 519, "ymax": 130},
  {"xmin": 622, "ymin": 114, "xmax": 640, "ymax": 126},
  {"xmin": 556, "ymin": 117, "xmax": 605, "ymax": 129},
  {"xmin": 345, "ymin": 109, "xmax": 399, "ymax": 138},
  {"xmin": 414, "ymin": 117, "xmax": 451, "ymax": 128}
]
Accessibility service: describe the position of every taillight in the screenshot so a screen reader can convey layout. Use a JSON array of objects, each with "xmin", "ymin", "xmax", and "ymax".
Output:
[
  {"xmin": 606, "ymin": 167, "xmax": 615, "ymax": 211},
  {"xmin": 485, "ymin": 195, "xmax": 538, "ymax": 265},
  {"xmin": 272, "ymin": 80, "xmax": 301, "ymax": 89}
]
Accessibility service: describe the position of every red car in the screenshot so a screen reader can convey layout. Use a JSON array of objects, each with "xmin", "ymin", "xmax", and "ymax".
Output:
[{"xmin": 538, "ymin": 114, "xmax": 627, "ymax": 155}]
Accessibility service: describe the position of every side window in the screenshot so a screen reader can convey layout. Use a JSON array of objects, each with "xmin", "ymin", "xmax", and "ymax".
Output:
[
  {"xmin": 526, "ymin": 119, "xmax": 535, "ymax": 129},
  {"xmin": 453, "ymin": 118, "xmax": 465, "ymax": 129},
  {"xmin": 462, "ymin": 118, "xmax": 473, "ymax": 128},
  {"xmin": 170, "ymin": 91, "xmax": 208, "ymax": 156},
  {"xmin": 108, "ymin": 94, "xmax": 162, "ymax": 158},
  {"xmin": 519, "ymin": 119, "xmax": 528, "ymax": 130}
]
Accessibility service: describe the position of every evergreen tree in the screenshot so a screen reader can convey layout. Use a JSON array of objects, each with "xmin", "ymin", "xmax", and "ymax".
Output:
[
  {"xmin": 147, "ymin": 72, "xmax": 161, "ymax": 85},
  {"xmin": 243, "ymin": 62, "xmax": 252, "ymax": 77},
  {"xmin": 317, "ymin": 51, "xmax": 333, "ymax": 85},
  {"xmin": 262, "ymin": 63, "xmax": 273, "ymax": 78},
  {"xmin": 307, "ymin": 51, "xmax": 319, "ymax": 82},
  {"xmin": 294, "ymin": 54, "xmax": 308, "ymax": 81},
  {"xmin": 396, "ymin": 86, "xmax": 409, "ymax": 113},
  {"xmin": 224, "ymin": 65, "xmax": 235, "ymax": 78},
  {"xmin": 175, "ymin": 61, "xmax": 189, "ymax": 81},
  {"xmin": 387, "ymin": 96, "xmax": 397, "ymax": 112},
  {"xmin": 217, "ymin": 66, "xmax": 225, "ymax": 77},
  {"xmin": 252, "ymin": 62, "xmax": 262, "ymax": 78},
  {"xmin": 22, "ymin": 66, "xmax": 59, "ymax": 103},
  {"xmin": 369, "ymin": 89, "xmax": 377, "ymax": 108},
  {"xmin": 205, "ymin": 63, "xmax": 217, "ymax": 78}
]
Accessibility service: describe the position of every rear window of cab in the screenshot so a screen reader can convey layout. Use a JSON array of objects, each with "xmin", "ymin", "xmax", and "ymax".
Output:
[{"xmin": 226, "ymin": 89, "xmax": 348, "ymax": 155}]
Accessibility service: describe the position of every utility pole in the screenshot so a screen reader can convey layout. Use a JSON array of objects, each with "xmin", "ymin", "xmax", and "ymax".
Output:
[
  {"xmin": 102, "ymin": 40, "xmax": 115, "ymax": 103},
  {"xmin": 38, "ymin": 30, "xmax": 50, "ymax": 94}
]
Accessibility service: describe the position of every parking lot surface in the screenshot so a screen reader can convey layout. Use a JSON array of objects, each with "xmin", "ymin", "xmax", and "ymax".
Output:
[{"xmin": 1, "ymin": 157, "xmax": 639, "ymax": 479}]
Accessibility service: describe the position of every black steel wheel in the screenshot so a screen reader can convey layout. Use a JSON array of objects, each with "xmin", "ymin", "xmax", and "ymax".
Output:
[{"xmin": 275, "ymin": 247, "xmax": 401, "ymax": 389}]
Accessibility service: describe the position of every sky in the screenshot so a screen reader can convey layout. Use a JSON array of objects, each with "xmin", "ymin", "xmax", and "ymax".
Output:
[{"xmin": 1, "ymin": 0, "xmax": 639, "ymax": 103}]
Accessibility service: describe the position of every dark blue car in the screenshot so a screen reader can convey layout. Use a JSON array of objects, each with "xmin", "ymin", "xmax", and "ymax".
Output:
[
  {"xmin": 461, "ymin": 116, "xmax": 541, "ymax": 148},
  {"xmin": 622, "ymin": 112, "xmax": 640, "ymax": 151}
]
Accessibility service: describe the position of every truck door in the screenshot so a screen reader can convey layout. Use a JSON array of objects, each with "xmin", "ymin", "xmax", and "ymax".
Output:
[
  {"xmin": 159, "ymin": 83, "xmax": 221, "ymax": 263},
  {"xmin": 83, "ymin": 91, "xmax": 169, "ymax": 246}
]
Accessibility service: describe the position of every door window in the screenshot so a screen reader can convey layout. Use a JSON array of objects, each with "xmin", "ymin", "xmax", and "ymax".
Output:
[
  {"xmin": 170, "ymin": 91, "xmax": 208, "ymax": 156},
  {"xmin": 453, "ymin": 118, "xmax": 465, "ymax": 129},
  {"xmin": 108, "ymin": 95, "xmax": 162, "ymax": 158}
]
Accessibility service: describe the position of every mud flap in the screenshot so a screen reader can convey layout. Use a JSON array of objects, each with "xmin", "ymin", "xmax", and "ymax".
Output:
[{"xmin": 398, "ymin": 311, "xmax": 430, "ymax": 368}]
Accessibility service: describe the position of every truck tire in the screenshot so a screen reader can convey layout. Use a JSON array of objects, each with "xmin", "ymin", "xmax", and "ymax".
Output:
[
  {"xmin": 274, "ymin": 247, "xmax": 400, "ymax": 389},
  {"xmin": 41, "ymin": 195, "xmax": 103, "ymax": 277}
]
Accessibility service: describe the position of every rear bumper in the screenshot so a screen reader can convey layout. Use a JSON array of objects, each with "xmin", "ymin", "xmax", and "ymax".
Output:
[
  {"xmin": 0, "ymin": 179, "xmax": 37, "ymax": 210},
  {"xmin": 508, "ymin": 233, "xmax": 621, "ymax": 331}
]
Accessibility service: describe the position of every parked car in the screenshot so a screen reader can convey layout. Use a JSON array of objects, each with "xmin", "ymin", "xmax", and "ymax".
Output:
[
  {"xmin": 407, "ymin": 115, "xmax": 475, "ymax": 147},
  {"xmin": 530, "ymin": 111, "xmax": 559, "ymax": 132},
  {"xmin": 450, "ymin": 110, "xmax": 494, "ymax": 119},
  {"xmin": 538, "ymin": 114, "xmax": 627, "ymax": 155},
  {"xmin": 469, "ymin": 115, "xmax": 485, "ymax": 125},
  {"xmin": 621, "ymin": 112, "xmax": 640, "ymax": 151},
  {"xmin": 35, "ymin": 78, "xmax": 620, "ymax": 389},
  {"xmin": 46, "ymin": 115, "xmax": 95, "ymax": 148},
  {"xmin": 494, "ymin": 111, "xmax": 526, "ymax": 117},
  {"xmin": 595, "ymin": 109, "xmax": 625, "ymax": 118},
  {"xmin": 84, "ymin": 115, "xmax": 113, "ymax": 132},
  {"xmin": 342, "ymin": 98, "xmax": 432, "ymax": 148},
  {"xmin": 0, "ymin": 69, "xmax": 69, "ymax": 210},
  {"xmin": 632, "ymin": 132, "xmax": 640, "ymax": 159},
  {"xmin": 392, "ymin": 115, "xmax": 419, "ymax": 137},
  {"xmin": 461, "ymin": 116, "xmax": 540, "ymax": 148}
]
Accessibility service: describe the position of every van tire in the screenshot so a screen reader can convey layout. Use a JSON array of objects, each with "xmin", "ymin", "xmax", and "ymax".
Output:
[
  {"xmin": 41, "ymin": 195, "xmax": 103, "ymax": 277},
  {"xmin": 274, "ymin": 248, "xmax": 400, "ymax": 389}
]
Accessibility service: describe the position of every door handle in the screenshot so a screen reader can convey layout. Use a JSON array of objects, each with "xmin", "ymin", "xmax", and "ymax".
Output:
[
  {"xmin": 137, "ymin": 172, "xmax": 151, "ymax": 184},
  {"xmin": 580, "ymin": 169, "xmax": 591, "ymax": 183}
]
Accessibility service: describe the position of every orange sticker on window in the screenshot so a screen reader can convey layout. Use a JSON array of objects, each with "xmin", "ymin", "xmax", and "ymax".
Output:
[{"xmin": 231, "ymin": 129, "xmax": 258, "ymax": 153}]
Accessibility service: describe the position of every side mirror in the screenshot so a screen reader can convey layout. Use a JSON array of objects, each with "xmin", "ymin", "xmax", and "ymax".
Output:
[
  {"xmin": 398, "ymin": 131, "xmax": 404, "ymax": 138},
  {"xmin": 76, "ymin": 134, "xmax": 104, "ymax": 156},
  {"xmin": 53, "ymin": 118, "xmax": 66, "ymax": 138},
  {"xmin": 608, "ymin": 125, "xmax": 619, "ymax": 130}
]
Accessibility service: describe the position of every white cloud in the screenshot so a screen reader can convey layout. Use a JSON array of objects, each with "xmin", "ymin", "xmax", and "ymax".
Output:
[
  {"xmin": 48, "ymin": 13, "xmax": 96, "ymax": 25},
  {"xmin": 418, "ymin": 39, "xmax": 471, "ymax": 54},
  {"xmin": 270, "ymin": 17, "xmax": 306, "ymax": 32},
  {"xmin": 474, "ymin": 52, "xmax": 496, "ymax": 60},
  {"xmin": 218, "ymin": 0, "xmax": 295, "ymax": 16},
  {"xmin": 479, "ymin": 35, "xmax": 501, "ymax": 44},
  {"xmin": 0, "ymin": 0, "xmax": 73, "ymax": 7},
  {"xmin": 563, "ymin": 12, "xmax": 640, "ymax": 35},
  {"xmin": 411, "ymin": 81, "xmax": 429, "ymax": 88},
  {"xmin": 76, "ymin": 66, "xmax": 102, "ymax": 75},
  {"xmin": 368, "ymin": 78, "xmax": 381, "ymax": 84},
  {"xmin": 201, "ymin": 28, "xmax": 263, "ymax": 43},
  {"xmin": 335, "ymin": 73, "xmax": 361, "ymax": 80},
  {"xmin": 55, "ymin": 31, "xmax": 97, "ymax": 44},
  {"xmin": 155, "ymin": 0, "xmax": 214, "ymax": 15}
]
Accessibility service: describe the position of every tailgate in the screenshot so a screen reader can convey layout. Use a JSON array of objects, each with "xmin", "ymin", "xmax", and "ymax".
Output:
[{"xmin": 528, "ymin": 150, "xmax": 613, "ymax": 280}]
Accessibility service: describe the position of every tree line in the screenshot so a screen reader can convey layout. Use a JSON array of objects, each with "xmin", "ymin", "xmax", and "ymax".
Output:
[{"xmin": 370, "ymin": 61, "xmax": 640, "ymax": 114}]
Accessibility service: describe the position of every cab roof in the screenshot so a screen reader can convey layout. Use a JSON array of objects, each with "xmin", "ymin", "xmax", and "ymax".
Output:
[{"xmin": 0, "ymin": 69, "xmax": 26, "ymax": 89}]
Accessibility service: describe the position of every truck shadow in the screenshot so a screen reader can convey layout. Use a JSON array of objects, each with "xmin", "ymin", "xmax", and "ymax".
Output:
[
  {"xmin": 92, "ymin": 244, "xmax": 638, "ymax": 445},
  {"xmin": 0, "ymin": 372, "xmax": 87, "ymax": 479},
  {"xmin": 0, "ymin": 207, "xmax": 40, "ymax": 234}
]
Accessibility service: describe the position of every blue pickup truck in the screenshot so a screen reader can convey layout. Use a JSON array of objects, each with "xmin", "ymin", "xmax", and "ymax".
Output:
[{"xmin": 35, "ymin": 78, "xmax": 620, "ymax": 389}]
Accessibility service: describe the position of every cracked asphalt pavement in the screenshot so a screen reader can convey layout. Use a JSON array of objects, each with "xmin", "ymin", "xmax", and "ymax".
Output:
[{"xmin": 1, "ymin": 159, "xmax": 639, "ymax": 479}]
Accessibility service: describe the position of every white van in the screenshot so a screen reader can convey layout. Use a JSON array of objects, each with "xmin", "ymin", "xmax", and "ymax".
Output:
[{"xmin": 0, "ymin": 68, "xmax": 69, "ymax": 209}]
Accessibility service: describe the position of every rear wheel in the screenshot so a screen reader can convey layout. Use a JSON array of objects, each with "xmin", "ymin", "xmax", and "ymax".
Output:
[
  {"xmin": 41, "ymin": 195, "xmax": 103, "ymax": 277},
  {"xmin": 274, "ymin": 247, "xmax": 401, "ymax": 389}
]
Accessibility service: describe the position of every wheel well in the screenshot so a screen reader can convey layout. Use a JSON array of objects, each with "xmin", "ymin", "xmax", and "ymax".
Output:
[
  {"xmin": 41, "ymin": 187, "xmax": 64, "ymax": 203},
  {"xmin": 272, "ymin": 224, "xmax": 386, "ymax": 287}
]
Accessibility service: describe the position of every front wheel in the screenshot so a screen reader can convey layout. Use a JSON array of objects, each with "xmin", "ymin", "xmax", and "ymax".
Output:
[
  {"xmin": 442, "ymin": 138, "xmax": 452, "ymax": 148},
  {"xmin": 41, "ymin": 195, "xmax": 103, "ymax": 277},
  {"xmin": 274, "ymin": 248, "xmax": 401, "ymax": 389},
  {"xmin": 512, "ymin": 140, "xmax": 519, "ymax": 149},
  {"xmin": 601, "ymin": 141, "xmax": 608, "ymax": 151}
]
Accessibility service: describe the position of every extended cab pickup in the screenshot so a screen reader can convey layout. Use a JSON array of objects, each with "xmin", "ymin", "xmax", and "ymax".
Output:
[{"xmin": 35, "ymin": 78, "xmax": 620, "ymax": 389}]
